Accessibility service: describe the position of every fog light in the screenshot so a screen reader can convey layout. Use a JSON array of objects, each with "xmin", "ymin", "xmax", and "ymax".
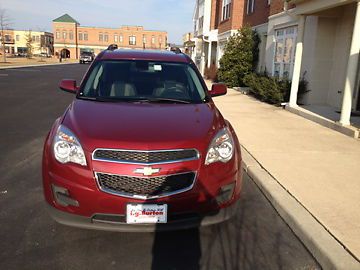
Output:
[
  {"xmin": 51, "ymin": 184, "xmax": 79, "ymax": 207},
  {"xmin": 216, "ymin": 182, "xmax": 235, "ymax": 205}
]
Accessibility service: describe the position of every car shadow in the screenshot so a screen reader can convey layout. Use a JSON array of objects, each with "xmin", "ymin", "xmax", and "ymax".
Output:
[{"xmin": 150, "ymin": 166, "xmax": 222, "ymax": 270}]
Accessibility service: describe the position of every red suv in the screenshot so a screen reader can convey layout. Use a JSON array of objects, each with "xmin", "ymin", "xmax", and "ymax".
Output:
[{"xmin": 42, "ymin": 49, "xmax": 242, "ymax": 231}]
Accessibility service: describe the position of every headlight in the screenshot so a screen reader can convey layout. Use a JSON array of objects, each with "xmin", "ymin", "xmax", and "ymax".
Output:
[
  {"xmin": 205, "ymin": 127, "xmax": 234, "ymax": 165},
  {"xmin": 53, "ymin": 125, "xmax": 87, "ymax": 166}
]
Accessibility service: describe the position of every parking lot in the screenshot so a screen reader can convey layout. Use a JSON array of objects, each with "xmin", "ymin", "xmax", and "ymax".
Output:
[{"xmin": 0, "ymin": 64, "xmax": 320, "ymax": 270}]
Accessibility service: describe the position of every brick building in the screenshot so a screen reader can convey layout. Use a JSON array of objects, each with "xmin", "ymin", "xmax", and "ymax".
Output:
[
  {"xmin": 53, "ymin": 14, "xmax": 168, "ymax": 59},
  {"xmin": 0, "ymin": 30, "xmax": 53, "ymax": 56},
  {"xmin": 193, "ymin": 0, "xmax": 247, "ymax": 74},
  {"xmin": 193, "ymin": 0, "xmax": 360, "ymax": 127}
]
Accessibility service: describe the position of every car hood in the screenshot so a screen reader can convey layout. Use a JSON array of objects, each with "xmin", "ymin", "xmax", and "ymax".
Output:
[{"xmin": 62, "ymin": 99, "xmax": 225, "ymax": 152}]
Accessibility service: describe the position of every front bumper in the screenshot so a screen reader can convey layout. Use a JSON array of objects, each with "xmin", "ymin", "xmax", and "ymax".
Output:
[{"xmin": 46, "ymin": 199, "xmax": 239, "ymax": 232}]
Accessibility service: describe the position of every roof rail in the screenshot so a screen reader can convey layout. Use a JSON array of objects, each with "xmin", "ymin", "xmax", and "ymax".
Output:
[{"xmin": 107, "ymin": 44, "xmax": 118, "ymax": 51}]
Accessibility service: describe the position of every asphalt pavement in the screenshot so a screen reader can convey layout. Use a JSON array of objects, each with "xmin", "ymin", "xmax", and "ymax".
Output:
[{"xmin": 0, "ymin": 64, "xmax": 320, "ymax": 270}]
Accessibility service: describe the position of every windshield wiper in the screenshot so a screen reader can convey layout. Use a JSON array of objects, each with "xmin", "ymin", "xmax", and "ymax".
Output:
[
  {"xmin": 137, "ymin": 97, "xmax": 192, "ymax": 104},
  {"xmin": 78, "ymin": 96, "xmax": 139, "ymax": 102},
  {"xmin": 78, "ymin": 96, "xmax": 193, "ymax": 104}
]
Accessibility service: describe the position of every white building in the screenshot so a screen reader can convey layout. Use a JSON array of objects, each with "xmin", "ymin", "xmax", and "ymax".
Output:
[
  {"xmin": 193, "ymin": 0, "xmax": 219, "ymax": 75},
  {"xmin": 264, "ymin": 0, "xmax": 360, "ymax": 126}
]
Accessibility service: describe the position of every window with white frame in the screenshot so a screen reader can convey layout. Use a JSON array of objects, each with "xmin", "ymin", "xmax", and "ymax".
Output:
[
  {"xmin": 247, "ymin": 0, "xmax": 255, "ymax": 14},
  {"xmin": 143, "ymin": 35, "xmax": 147, "ymax": 44},
  {"xmin": 222, "ymin": 0, "xmax": 232, "ymax": 21},
  {"xmin": 119, "ymin": 34, "xmax": 123, "ymax": 43},
  {"xmin": 114, "ymin": 34, "xmax": 118, "ymax": 43},
  {"xmin": 273, "ymin": 26, "xmax": 297, "ymax": 79},
  {"xmin": 129, "ymin": 35, "xmax": 136, "ymax": 45}
]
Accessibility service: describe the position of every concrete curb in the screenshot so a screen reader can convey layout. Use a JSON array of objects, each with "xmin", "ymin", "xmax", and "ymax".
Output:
[
  {"xmin": 241, "ymin": 146, "xmax": 360, "ymax": 270},
  {"xmin": 0, "ymin": 62, "xmax": 77, "ymax": 70}
]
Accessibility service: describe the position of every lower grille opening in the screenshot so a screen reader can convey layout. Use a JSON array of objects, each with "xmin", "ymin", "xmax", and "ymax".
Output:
[{"xmin": 96, "ymin": 172, "xmax": 196, "ymax": 199}]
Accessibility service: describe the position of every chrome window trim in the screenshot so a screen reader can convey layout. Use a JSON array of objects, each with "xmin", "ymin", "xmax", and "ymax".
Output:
[
  {"xmin": 94, "ymin": 171, "xmax": 197, "ymax": 200},
  {"xmin": 91, "ymin": 148, "xmax": 200, "ymax": 165}
]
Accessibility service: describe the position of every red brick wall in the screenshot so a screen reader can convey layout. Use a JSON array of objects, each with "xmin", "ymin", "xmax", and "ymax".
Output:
[
  {"xmin": 244, "ymin": 0, "xmax": 270, "ymax": 27},
  {"xmin": 210, "ymin": 0, "xmax": 220, "ymax": 30},
  {"xmin": 217, "ymin": 0, "xmax": 246, "ymax": 34},
  {"xmin": 270, "ymin": 0, "xmax": 284, "ymax": 15}
]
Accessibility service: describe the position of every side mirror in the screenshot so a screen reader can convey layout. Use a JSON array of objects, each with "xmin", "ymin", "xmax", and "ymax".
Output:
[
  {"xmin": 59, "ymin": 79, "xmax": 79, "ymax": 94},
  {"xmin": 210, "ymin": 83, "xmax": 227, "ymax": 97}
]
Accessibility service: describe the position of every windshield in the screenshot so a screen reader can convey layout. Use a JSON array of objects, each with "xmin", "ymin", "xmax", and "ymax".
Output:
[{"xmin": 80, "ymin": 60, "xmax": 208, "ymax": 103}]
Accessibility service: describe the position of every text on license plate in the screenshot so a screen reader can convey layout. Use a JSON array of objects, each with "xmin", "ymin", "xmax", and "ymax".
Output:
[{"xmin": 126, "ymin": 204, "xmax": 168, "ymax": 224}]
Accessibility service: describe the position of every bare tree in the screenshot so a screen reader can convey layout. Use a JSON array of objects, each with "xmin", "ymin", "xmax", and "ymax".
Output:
[
  {"xmin": 25, "ymin": 30, "xmax": 33, "ymax": 58},
  {"xmin": 0, "ymin": 8, "xmax": 11, "ymax": 63}
]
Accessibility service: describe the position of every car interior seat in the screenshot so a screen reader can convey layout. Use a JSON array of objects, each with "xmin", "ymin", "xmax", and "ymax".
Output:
[{"xmin": 110, "ymin": 81, "xmax": 137, "ymax": 97}]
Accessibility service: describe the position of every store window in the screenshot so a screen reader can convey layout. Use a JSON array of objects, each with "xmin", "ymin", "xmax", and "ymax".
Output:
[
  {"xmin": 273, "ymin": 26, "xmax": 297, "ymax": 79},
  {"xmin": 246, "ymin": 0, "xmax": 255, "ymax": 14},
  {"xmin": 129, "ymin": 36, "xmax": 136, "ymax": 45},
  {"xmin": 222, "ymin": 0, "xmax": 232, "ymax": 21}
]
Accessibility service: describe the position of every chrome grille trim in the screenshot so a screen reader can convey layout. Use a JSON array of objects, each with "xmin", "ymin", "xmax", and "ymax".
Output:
[
  {"xmin": 94, "ymin": 171, "xmax": 197, "ymax": 200},
  {"xmin": 92, "ymin": 148, "xmax": 200, "ymax": 165}
]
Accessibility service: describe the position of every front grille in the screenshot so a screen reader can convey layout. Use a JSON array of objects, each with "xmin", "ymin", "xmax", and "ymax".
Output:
[
  {"xmin": 96, "ymin": 172, "xmax": 196, "ymax": 199},
  {"xmin": 93, "ymin": 149, "xmax": 199, "ymax": 164}
]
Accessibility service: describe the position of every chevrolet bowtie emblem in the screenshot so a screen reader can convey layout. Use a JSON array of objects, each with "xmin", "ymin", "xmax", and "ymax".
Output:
[{"xmin": 134, "ymin": 167, "xmax": 160, "ymax": 176}]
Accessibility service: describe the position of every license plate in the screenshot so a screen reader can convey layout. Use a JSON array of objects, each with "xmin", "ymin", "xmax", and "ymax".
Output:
[{"xmin": 126, "ymin": 204, "xmax": 167, "ymax": 224}]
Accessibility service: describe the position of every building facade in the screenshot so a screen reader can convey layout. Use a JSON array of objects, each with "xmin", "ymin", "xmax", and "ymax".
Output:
[
  {"xmin": 193, "ymin": 0, "xmax": 360, "ymax": 126},
  {"xmin": 282, "ymin": 0, "xmax": 360, "ymax": 126},
  {"xmin": 0, "ymin": 30, "xmax": 53, "ymax": 56},
  {"xmin": 193, "ymin": 0, "xmax": 246, "ymax": 75},
  {"xmin": 53, "ymin": 14, "xmax": 168, "ymax": 59}
]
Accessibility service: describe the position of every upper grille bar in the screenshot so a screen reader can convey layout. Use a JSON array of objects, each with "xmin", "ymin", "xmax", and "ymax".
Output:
[{"xmin": 92, "ymin": 148, "xmax": 200, "ymax": 165}]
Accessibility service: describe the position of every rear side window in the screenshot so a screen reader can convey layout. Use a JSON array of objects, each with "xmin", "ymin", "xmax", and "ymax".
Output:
[{"xmin": 81, "ymin": 60, "xmax": 207, "ymax": 103}]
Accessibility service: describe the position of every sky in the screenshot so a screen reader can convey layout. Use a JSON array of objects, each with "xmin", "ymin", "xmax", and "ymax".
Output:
[{"xmin": 1, "ymin": 0, "xmax": 195, "ymax": 44}]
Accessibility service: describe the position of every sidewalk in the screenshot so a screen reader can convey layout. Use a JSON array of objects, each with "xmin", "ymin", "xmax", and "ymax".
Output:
[
  {"xmin": 0, "ymin": 57, "xmax": 78, "ymax": 69},
  {"xmin": 212, "ymin": 87, "xmax": 360, "ymax": 268}
]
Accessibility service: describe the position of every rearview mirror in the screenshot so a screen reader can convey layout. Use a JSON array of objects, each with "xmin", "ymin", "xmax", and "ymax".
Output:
[
  {"xmin": 210, "ymin": 83, "xmax": 227, "ymax": 97},
  {"xmin": 59, "ymin": 79, "xmax": 79, "ymax": 94}
]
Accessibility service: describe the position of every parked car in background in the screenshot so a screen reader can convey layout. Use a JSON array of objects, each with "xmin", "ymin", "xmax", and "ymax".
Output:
[
  {"xmin": 40, "ymin": 52, "xmax": 52, "ymax": 58},
  {"xmin": 43, "ymin": 49, "xmax": 242, "ymax": 231},
  {"xmin": 79, "ymin": 51, "xmax": 95, "ymax": 64}
]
